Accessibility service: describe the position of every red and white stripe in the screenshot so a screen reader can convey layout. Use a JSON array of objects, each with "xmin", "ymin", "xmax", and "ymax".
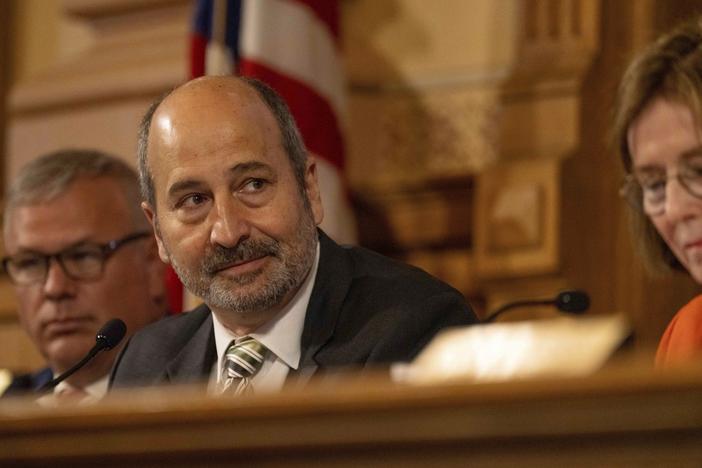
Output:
[{"xmin": 238, "ymin": 0, "xmax": 357, "ymax": 244}]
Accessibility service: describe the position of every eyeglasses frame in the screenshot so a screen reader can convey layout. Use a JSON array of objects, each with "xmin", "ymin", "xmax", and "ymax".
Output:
[{"xmin": 1, "ymin": 231, "xmax": 152, "ymax": 285}]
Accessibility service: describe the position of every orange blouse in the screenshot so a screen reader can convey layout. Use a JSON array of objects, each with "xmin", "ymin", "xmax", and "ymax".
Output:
[{"xmin": 656, "ymin": 294, "xmax": 702, "ymax": 367}]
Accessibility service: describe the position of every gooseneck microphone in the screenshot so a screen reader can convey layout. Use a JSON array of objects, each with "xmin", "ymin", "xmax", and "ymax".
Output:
[
  {"xmin": 483, "ymin": 290, "xmax": 590, "ymax": 323},
  {"xmin": 38, "ymin": 318, "xmax": 127, "ymax": 393}
]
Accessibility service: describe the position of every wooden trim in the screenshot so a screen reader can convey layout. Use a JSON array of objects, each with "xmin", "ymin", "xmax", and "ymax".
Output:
[{"xmin": 1, "ymin": 363, "xmax": 702, "ymax": 464}]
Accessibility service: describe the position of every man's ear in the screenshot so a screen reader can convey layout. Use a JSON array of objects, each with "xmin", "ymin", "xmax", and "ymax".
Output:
[
  {"xmin": 142, "ymin": 201, "xmax": 171, "ymax": 264},
  {"xmin": 304, "ymin": 157, "xmax": 324, "ymax": 225}
]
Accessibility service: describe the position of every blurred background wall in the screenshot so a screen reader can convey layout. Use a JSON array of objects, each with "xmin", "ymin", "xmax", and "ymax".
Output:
[{"xmin": 1, "ymin": 0, "xmax": 701, "ymax": 372}]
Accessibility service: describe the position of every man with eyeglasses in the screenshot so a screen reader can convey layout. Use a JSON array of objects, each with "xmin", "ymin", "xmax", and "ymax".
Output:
[{"xmin": 1, "ymin": 149, "xmax": 168, "ymax": 402}]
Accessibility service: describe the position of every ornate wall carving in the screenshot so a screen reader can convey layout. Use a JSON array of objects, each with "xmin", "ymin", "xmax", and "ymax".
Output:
[{"xmin": 348, "ymin": 87, "xmax": 499, "ymax": 191}]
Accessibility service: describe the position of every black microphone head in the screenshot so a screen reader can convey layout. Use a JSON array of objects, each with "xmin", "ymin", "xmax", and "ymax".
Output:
[
  {"xmin": 95, "ymin": 318, "xmax": 127, "ymax": 350},
  {"xmin": 554, "ymin": 290, "xmax": 590, "ymax": 314}
]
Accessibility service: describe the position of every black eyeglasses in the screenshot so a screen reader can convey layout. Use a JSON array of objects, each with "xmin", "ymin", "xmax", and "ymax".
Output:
[
  {"xmin": 2, "ymin": 232, "xmax": 151, "ymax": 286},
  {"xmin": 619, "ymin": 154, "xmax": 702, "ymax": 216}
]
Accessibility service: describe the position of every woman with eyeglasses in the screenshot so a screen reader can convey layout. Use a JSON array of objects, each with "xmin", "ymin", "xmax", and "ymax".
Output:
[{"xmin": 615, "ymin": 17, "xmax": 702, "ymax": 367}]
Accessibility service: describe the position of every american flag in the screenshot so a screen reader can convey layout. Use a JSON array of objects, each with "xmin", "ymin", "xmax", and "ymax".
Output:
[{"xmin": 170, "ymin": 0, "xmax": 356, "ymax": 312}]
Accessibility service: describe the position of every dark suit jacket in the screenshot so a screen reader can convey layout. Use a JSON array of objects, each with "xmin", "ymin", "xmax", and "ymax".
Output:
[
  {"xmin": 110, "ymin": 231, "xmax": 477, "ymax": 388},
  {"xmin": 2, "ymin": 367, "xmax": 52, "ymax": 397}
]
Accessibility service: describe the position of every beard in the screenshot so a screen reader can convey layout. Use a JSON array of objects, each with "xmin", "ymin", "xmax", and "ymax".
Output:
[{"xmin": 165, "ymin": 211, "xmax": 318, "ymax": 318}]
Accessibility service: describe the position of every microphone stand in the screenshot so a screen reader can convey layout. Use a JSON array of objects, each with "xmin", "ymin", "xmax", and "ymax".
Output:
[
  {"xmin": 37, "ymin": 344, "xmax": 107, "ymax": 393},
  {"xmin": 483, "ymin": 299, "xmax": 556, "ymax": 323},
  {"xmin": 37, "ymin": 318, "xmax": 127, "ymax": 394},
  {"xmin": 483, "ymin": 290, "xmax": 590, "ymax": 323}
]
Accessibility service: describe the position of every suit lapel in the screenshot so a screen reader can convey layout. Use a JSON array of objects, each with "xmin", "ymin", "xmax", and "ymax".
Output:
[
  {"xmin": 165, "ymin": 306, "xmax": 217, "ymax": 384},
  {"xmin": 297, "ymin": 231, "xmax": 353, "ymax": 372}
]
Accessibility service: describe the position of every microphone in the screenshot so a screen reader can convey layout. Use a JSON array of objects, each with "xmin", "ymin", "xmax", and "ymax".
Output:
[
  {"xmin": 38, "ymin": 318, "xmax": 127, "ymax": 393},
  {"xmin": 483, "ymin": 290, "xmax": 590, "ymax": 323}
]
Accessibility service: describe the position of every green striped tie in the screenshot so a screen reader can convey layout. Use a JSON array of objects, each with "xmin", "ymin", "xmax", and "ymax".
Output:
[{"xmin": 219, "ymin": 337, "xmax": 268, "ymax": 395}]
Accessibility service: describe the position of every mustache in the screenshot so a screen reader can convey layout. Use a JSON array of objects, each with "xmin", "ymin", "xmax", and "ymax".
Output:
[{"xmin": 203, "ymin": 239, "xmax": 280, "ymax": 274}]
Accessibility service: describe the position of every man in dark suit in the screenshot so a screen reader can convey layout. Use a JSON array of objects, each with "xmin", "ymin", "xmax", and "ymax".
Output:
[{"xmin": 110, "ymin": 76, "xmax": 477, "ymax": 393}]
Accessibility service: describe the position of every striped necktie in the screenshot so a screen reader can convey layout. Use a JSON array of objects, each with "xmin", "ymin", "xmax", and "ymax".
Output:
[{"xmin": 219, "ymin": 336, "xmax": 268, "ymax": 395}]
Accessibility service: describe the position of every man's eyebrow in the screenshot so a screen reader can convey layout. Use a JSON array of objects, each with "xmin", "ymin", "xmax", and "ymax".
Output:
[
  {"xmin": 166, "ymin": 162, "xmax": 275, "ymax": 198},
  {"xmin": 681, "ymin": 145, "xmax": 702, "ymax": 158},
  {"xmin": 13, "ymin": 238, "xmax": 97, "ymax": 256},
  {"xmin": 227, "ymin": 161, "xmax": 273, "ymax": 176},
  {"xmin": 167, "ymin": 180, "xmax": 206, "ymax": 199}
]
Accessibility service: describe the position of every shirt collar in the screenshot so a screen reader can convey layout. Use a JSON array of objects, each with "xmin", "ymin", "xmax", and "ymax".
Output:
[
  {"xmin": 213, "ymin": 242, "xmax": 320, "ymax": 371},
  {"xmin": 54, "ymin": 375, "xmax": 109, "ymax": 398},
  {"xmin": 36, "ymin": 375, "xmax": 109, "ymax": 406}
]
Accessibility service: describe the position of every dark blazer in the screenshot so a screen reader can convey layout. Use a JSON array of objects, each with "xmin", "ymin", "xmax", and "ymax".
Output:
[
  {"xmin": 110, "ymin": 231, "xmax": 477, "ymax": 388},
  {"xmin": 2, "ymin": 367, "xmax": 52, "ymax": 397}
]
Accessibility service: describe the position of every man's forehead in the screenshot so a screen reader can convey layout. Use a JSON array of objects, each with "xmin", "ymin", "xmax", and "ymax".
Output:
[
  {"xmin": 9, "ymin": 180, "xmax": 131, "ymax": 229},
  {"xmin": 153, "ymin": 83, "xmax": 277, "ymax": 141},
  {"xmin": 159, "ymin": 77, "xmax": 262, "ymax": 116},
  {"xmin": 150, "ymin": 87, "xmax": 282, "ymax": 160}
]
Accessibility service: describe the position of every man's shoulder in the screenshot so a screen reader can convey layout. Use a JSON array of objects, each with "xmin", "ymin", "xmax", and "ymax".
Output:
[
  {"xmin": 318, "ymin": 233, "xmax": 475, "ymax": 322},
  {"xmin": 2, "ymin": 367, "xmax": 53, "ymax": 397},
  {"xmin": 310, "ymin": 235, "xmax": 477, "ymax": 366},
  {"xmin": 112, "ymin": 304, "xmax": 212, "ymax": 371},
  {"xmin": 125, "ymin": 303, "xmax": 211, "ymax": 351},
  {"xmin": 110, "ymin": 304, "xmax": 214, "ymax": 388},
  {"xmin": 339, "ymin": 242, "xmax": 463, "ymax": 298}
]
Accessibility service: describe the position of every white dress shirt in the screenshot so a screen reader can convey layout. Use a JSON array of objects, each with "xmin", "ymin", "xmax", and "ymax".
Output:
[{"xmin": 36, "ymin": 374, "xmax": 109, "ymax": 407}]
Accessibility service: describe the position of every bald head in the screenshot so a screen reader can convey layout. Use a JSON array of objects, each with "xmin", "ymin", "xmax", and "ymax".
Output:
[
  {"xmin": 136, "ymin": 76, "xmax": 323, "ymax": 331},
  {"xmin": 137, "ymin": 76, "xmax": 308, "ymax": 209}
]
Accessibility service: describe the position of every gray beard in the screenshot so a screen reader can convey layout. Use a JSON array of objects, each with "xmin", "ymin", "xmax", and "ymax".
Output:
[{"xmin": 168, "ymin": 216, "xmax": 318, "ymax": 318}]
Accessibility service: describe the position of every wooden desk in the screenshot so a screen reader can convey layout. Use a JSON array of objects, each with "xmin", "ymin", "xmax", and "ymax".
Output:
[{"xmin": 1, "ymin": 365, "xmax": 702, "ymax": 467}]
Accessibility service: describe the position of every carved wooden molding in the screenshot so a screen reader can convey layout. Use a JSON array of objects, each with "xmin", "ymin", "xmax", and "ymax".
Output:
[
  {"xmin": 9, "ymin": 0, "xmax": 191, "ymax": 115},
  {"xmin": 474, "ymin": 157, "xmax": 560, "ymax": 278},
  {"xmin": 508, "ymin": 0, "xmax": 599, "ymax": 90},
  {"xmin": 473, "ymin": 0, "xmax": 599, "ymax": 283},
  {"xmin": 63, "ymin": 0, "xmax": 182, "ymax": 18},
  {"xmin": 348, "ymin": 87, "xmax": 499, "ymax": 191},
  {"xmin": 355, "ymin": 180, "xmax": 473, "ymax": 250},
  {"xmin": 498, "ymin": 0, "xmax": 600, "ymax": 160}
]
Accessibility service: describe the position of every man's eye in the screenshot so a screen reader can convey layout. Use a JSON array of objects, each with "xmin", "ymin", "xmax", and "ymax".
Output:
[
  {"xmin": 14, "ymin": 257, "xmax": 43, "ymax": 270},
  {"xmin": 64, "ymin": 249, "xmax": 101, "ymax": 263},
  {"xmin": 241, "ymin": 179, "xmax": 267, "ymax": 192},
  {"xmin": 179, "ymin": 193, "xmax": 209, "ymax": 208},
  {"xmin": 683, "ymin": 159, "xmax": 702, "ymax": 177}
]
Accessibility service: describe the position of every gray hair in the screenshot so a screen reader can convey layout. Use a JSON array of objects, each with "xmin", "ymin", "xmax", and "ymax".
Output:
[
  {"xmin": 137, "ymin": 76, "xmax": 308, "ymax": 208},
  {"xmin": 4, "ymin": 149, "xmax": 147, "ymax": 231}
]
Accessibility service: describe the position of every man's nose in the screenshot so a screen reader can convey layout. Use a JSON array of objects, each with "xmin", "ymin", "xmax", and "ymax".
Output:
[
  {"xmin": 210, "ymin": 198, "xmax": 252, "ymax": 248},
  {"xmin": 42, "ymin": 258, "xmax": 77, "ymax": 299}
]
